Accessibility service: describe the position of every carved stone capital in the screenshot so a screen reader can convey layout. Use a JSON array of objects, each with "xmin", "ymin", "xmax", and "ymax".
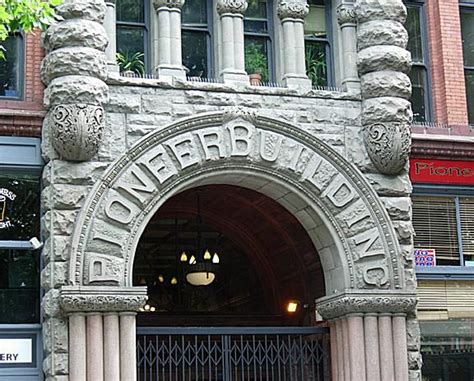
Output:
[
  {"xmin": 153, "ymin": 0, "xmax": 185, "ymax": 10},
  {"xmin": 60, "ymin": 286, "xmax": 148, "ymax": 313},
  {"xmin": 216, "ymin": 0, "xmax": 248, "ymax": 15},
  {"xmin": 316, "ymin": 290, "xmax": 417, "ymax": 320},
  {"xmin": 277, "ymin": 0, "xmax": 309, "ymax": 20},
  {"xmin": 50, "ymin": 103, "xmax": 105, "ymax": 162},
  {"xmin": 337, "ymin": 4, "xmax": 356, "ymax": 25},
  {"xmin": 363, "ymin": 122, "xmax": 411, "ymax": 175}
]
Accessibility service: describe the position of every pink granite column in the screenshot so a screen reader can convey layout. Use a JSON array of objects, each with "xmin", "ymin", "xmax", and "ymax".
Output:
[
  {"xmin": 330, "ymin": 321, "xmax": 339, "ymax": 381},
  {"xmin": 120, "ymin": 312, "xmax": 137, "ymax": 381},
  {"xmin": 393, "ymin": 314, "xmax": 409, "ymax": 381},
  {"xmin": 335, "ymin": 319, "xmax": 345, "ymax": 381},
  {"xmin": 364, "ymin": 313, "xmax": 381, "ymax": 381},
  {"xmin": 341, "ymin": 318, "xmax": 351, "ymax": 380},
  {"xmin": 87, "ymin": 313, "xmax": 104, "ymax": 381},
  {"xmin": 69, "ymin": 313, "xmax": 87, "ymax": 381},
  {"xmin": 379, "ymin": 313, "xmax": 395, "ymax": 381},
  {"xmin": 348, "ymin": 313, "xmax": 366, "ymax": 381},
  {"xmin": 104, "ymin": 313, "xmax": 121, "ymax": 381}
]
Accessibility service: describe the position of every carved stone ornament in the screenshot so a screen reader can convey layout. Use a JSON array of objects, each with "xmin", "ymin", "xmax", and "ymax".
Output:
[
  {"xmin": 50, "ymin": 103, "xmax": 105, "ymax": 162},
  {"xmin": 222, "ymin": 106, "xmax": 259, "ymax": 124},
  {"xmin": 316, "ymin": 291, "xmax": 417, "ymax": 320},
  {"xmin": 153, "ymin": 0, "xmax": 185, "ymax": 10},
  {"xmin": 216, "ymin": 0, "xmax": 248, "ymax": 15},
  {"xmin": 337, "ymin": 4, "xmax": 356, "ymax": 25},
  {"xmin": 363, "ymin": 122, "xmax": 411, "ymax": 175},
  {"xmin": 277, "ymin": 0, "xmax": 309, "ymax": 20},
  {"xmin": 60, "ymin": 286, "xmax": 148, "ymax": 313}
]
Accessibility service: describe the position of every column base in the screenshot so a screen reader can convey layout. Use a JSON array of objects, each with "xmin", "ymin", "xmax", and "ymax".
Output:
[
  {"xmin": 107, "ymin": 63, "xmax": 120, "ymax": 74},
  {"xmin": 156, "ymin": 65, "xmax": 187, "ymax": 82},
  {"xmin": 342, "ymin": 78, "xmax": 361, "ymax": 91},
  {"xmin": 220, "ymin": 70, "xmax": 250, "ymax": 85},
  {"xmin": 282, "ymin": 75, "xmax": 312, "ymax": 91}
]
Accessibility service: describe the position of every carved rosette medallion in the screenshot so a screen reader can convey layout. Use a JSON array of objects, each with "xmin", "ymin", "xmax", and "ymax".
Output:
[
  {"xmin": 216, "ymin": 0, "xmax": 248, "ymax": 15},
  {"xmin": 60, "ymin": 287, "xmax": 148, "ymax": 313},
  {"xmin": 363, "ymin": 122, "xmax": 411, "ymax": 175},
  {"xmin": 337, "ymin": 4, "xmax": 356, "ymax": 25},
  {"xmin": 153, "ymin": 0, "xmax": 185, "ymax": 10},
  {"xmin": 317, "ymin": 292, "xmax": 417, "ymax": 320},
  {"xmin": 277, "ymin": 0, "xmax": 309, "ymax": 20},
  {"xmin": 50, "ymin": 103, "xmax": 105, "ymax": 162}
]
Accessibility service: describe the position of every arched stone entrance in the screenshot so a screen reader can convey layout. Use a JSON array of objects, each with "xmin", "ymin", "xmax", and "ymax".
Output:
[{"xmin": 58, "ymin": 110, "xmax": 416, "ymax": 380}]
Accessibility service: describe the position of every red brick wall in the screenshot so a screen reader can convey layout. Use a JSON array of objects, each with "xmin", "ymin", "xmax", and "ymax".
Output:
[
  {"xmin": 0, "ymin": 30, "xmax": 45, "ymax": 137},
  {"xmin": 426, "ymin": 0, "xmax": 469, "ymax": 126}
]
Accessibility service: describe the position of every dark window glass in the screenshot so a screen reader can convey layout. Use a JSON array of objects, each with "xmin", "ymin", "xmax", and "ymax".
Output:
[
  {"xmin": 405, "ymin": 4, "xmax": 430, "ymax": 123},
  {"xmin": 0, "ymin": 34, "xmax": 23, "ymax": 99},
  {"xmin": 304, "ymin": 0, "xmax": 329, "ymax": 87},
  {"xmin": 244, "ymin": 37, "xmax": 270, "ymax": 83},
  {"xmin": 246, "ymin": 0, "xmax": 268, "ymax": 19},
  {"xmin": 466, "ymin": 70, "xmax": 474, "ymax": 124},
  {"xmin": 0, "ymin": 249, "xmax": 40, "ymax": 323},
  {"xmin": 182, "ymin": 0, "xmax": 210, "ymax": 78},
  {"xmin": 116, "ymin": 0, "xmax": 144, "ymax": 23},
  {"xmin": 116, "ymin": 27, "xmax": 145, "ymax": 58},
  {"xmin": 461, "ymin": 8, "xmax": 474, "ymax": 124},
  {"xmin": 0, "ymin": 172, "xmax": 40, "ymax": 241}
]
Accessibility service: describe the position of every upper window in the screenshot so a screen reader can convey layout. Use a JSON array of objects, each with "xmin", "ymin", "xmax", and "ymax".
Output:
[
  {"xmin": 413, "ymin": 195, "xmax": 474, "ymax": 266},
  {"xmin": 116, "ymin": 0, "xmax": 148, "ymax": 76},
  {"xmin": 405, "ymin": 1, "xmax": 431, "ymax": 123},
  {"xmin": 244, "ymin": 0, "xmax": 273, "ymax": 83},
  {"xmin": 0, "ymin": 34, "xmax": 23, "ymax": 99},
  {"xmin": 460, "ymin": 6, "xmax": 474, "ymax": 124},
  {"xmin": 182, "ymin": 0, "xmax": 212, "ymax": 79},
  {"xmin": 304, "ymin": 0, "xmax": 330, "ymax": 87}
]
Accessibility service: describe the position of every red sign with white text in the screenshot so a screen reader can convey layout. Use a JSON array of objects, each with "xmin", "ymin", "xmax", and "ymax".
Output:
[{"xmin": 410, "ymin": 159, "xmax": 474, "ymax": 186}]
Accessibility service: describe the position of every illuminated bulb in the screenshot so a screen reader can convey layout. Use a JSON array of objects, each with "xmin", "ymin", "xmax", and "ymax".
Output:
[
  {"xmin": 189, "ymin": 255, "xmax": 196, "ymax": 265},
  {"xmin": 144, "ymin": 304, "xmax": 150, "ymax": 311},
  {"xmin": 170, "ymin": 276, "xmax": 178, "ymax": 285},
  {"xmin": 180, "ymin": 251, "xmax": 188, "ymax": 262},
  {"xmin": 150, "ymin": 306, "xmax": 156, "ymax": 312},
  {"xmin": 139, "ymin": 277, "xmax": 146, "ymax": 285},
  {"xmin": 286, "ymin": 301, "xmax": 298, "ymax": 313},
  {"xmin": 212, "ymin": 253, "xmax": 220, "ymax": 264},
  {"xmin": 158, "ymin": 274, "xmax": 164, "ymax": 283},
  {"xmin": 204, "ymin": 250, "xmax": 211, "ymax": 260},
  {"xmin": 139, "ymin": 307, "xmax": 144, "ymax": 312}
]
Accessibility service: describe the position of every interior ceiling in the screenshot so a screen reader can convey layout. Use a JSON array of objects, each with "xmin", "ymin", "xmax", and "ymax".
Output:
[{"xmin": 134, "ymin": 184, "xmax": 325, "ymax": 319}]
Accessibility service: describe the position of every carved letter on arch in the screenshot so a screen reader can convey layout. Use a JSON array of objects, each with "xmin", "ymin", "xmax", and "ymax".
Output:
[{"xmin": 68, "ymin": 110, "xmax": 403, "ymax": 292}]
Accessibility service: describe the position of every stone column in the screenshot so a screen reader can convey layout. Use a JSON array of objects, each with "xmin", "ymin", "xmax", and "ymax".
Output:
[
  {"xmin": 277, "ymin": 0, "xmax": 312, "ymax": 90},
  {"xmin": 337, "ymin": 1, "xmax": 359, "ymax": 90},
  {"xmin": 355, "ymin": 0, "xmax": 412, "ymax": 175},
  {"xmin": 60, "ymin": 286, "xmax": 147, "ymax": 381},
  {"xmin": 104, "ymin": 0, "xmax": 119, "ymax": 73},
  {"xmin": 216, "ymin": 0, "xmax": 249, "ymax": 84},
  {"xmin": 317, "ymin": 291, "xmax": 416, "ymax": 381},
  {"xmin": 153, "ymin": 0, "xmax": 186, "ymax": 81},
  {"xmin": 41, "ymin": 0, "xmax": 109, "ymax": 162}
]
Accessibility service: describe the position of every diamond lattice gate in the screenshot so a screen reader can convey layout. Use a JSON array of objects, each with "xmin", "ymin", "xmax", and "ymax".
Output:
[{"xmin": 137, "ymin": 327, "xmax": 330, "ymax": 381}]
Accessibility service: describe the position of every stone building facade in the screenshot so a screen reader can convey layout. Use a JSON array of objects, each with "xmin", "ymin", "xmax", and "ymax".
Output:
[{"xmin": 11, "ymin": 0, "xmax": 419, "ymax": 379}]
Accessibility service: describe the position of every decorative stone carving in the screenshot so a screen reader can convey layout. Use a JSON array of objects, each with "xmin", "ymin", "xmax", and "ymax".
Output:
[
  {"xmin": 316, "ymin": 291, "xmax": 417, "ymax": 320},
  {"xmin": 363, "ymin": 122, "xmax": 411, "ymax": 175},
  {"xmin": 153, "ymin": 0, "xmax": 185, "ymax": 10},
  {"xmin": 277, "ymin": 0, "xmax": 309, "ymax": 20},
  {"xmin": 50, "ymin": 104, "xmax": 105, "ymax": 161},
  {"xmin": 60, "ymin": 286, "xmax": 148, "ymax": 313},
  {"xmin": 337, "ymin": 4, "xmax": 356, "ymax": 25},
  {"xmin": 216, "ymin": 0, "xmax": 248, "ymax": 15},
  {"xmin": 222, "ymin": 106, "xmax": 259, "ymax": 124}
]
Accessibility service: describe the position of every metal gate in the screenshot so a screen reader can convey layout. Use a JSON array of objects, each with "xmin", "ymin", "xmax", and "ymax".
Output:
[{"xmin": 137, "ymin": 327, "xmax": 330, "ymax": 381}]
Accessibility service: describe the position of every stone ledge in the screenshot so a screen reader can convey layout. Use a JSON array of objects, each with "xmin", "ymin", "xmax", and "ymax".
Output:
[
  {"xmin": 316, "ymin": 289, "xmax": 417, "ymax": 320},
  {"xmin": 59, "ymin": 286, "xmax": 148, "ymax": 313}
]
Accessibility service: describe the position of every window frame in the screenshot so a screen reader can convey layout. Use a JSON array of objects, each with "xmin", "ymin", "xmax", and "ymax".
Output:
[
  {"xmin": 460, "ymin": 2, "xmax": 474, "ymax": 124},
  {"xmin": 181, "ymin": 0, "xmax": 214, "ymax": 79},
  {"xmin": 405, "ymin": 0, "xmax": 433, "ymax": 123},
  {"xmin": 304, "ymin": 0, "xmax": 334, "ymax": 87},
  {"xmin": 115, "ymin": 0, "xmax": 151, "ymax": 74},
  {"xmin": 0, "ymin": 32, "xmax": 25, "ymax": 100},
  {"xmin": 413, "ymin": 184, "xmax": 474, "ymax": 279}
]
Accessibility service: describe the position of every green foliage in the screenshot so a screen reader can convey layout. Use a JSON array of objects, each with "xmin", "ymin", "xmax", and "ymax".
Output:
[
  {"xmin": 244, "ymin": 42, "xmax": 269, "ymax": 83},
  {"xmin": 0, "ymin": 0, "xmax": 62, "ymax": 59},
  {"xmin": 305, "ymin": 43, "xmax": 327, "ymax": 87},
  {"xmin": 116, "ymin": 51, "xmax": 145, "ymax": 76}
]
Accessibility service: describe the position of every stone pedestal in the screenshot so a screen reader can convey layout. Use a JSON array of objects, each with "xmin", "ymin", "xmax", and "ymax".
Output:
[
  {"xmin": 153, "ymin": 0, "xmax": 186, "ymax": 81},
  {"xmin": 317, "ymin": 291, "xmax": 416, "ymax": 381},
  {"xmin": 217, "ymin": 0, "xmax": 249, "ymax": 85},
  {"xmin": 277, "ymin": 0, "xmax": 312, "ymax": 90},
  {"xmin": 60, "ymin": 286, "xmax": 147, "ymax": 381}
]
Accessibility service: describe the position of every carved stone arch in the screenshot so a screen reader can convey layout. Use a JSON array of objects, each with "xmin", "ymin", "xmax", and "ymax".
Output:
[{"xmin": 68, "ymin": 109, "xmax": 403, "ymax": 294}]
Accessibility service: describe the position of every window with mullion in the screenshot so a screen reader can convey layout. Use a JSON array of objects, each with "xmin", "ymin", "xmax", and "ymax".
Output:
[
  {"xmin": 304, "ymin": 0, "xmax": 330, "ymax": 87},
  {"xmin": 244, "ymin": 0, "xmax": 273, "ymax": 83},
  {"xmin": 0, "ymin": 33, "xmax": 24, "ymax": 99},
  {"xmin": 460, "ymin": 6, "xmax": 474, "ymax": 124},
  {"xmin": 182, "ymin": 0, "xmax": 211, "ymax": 78},
  {"xmin": 405, "ymin": 2, "xmax": 431, "ymax": 123},
  {"xmin": 116, "ymin": 0, "xmax": 148, "ymax": 75}
]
